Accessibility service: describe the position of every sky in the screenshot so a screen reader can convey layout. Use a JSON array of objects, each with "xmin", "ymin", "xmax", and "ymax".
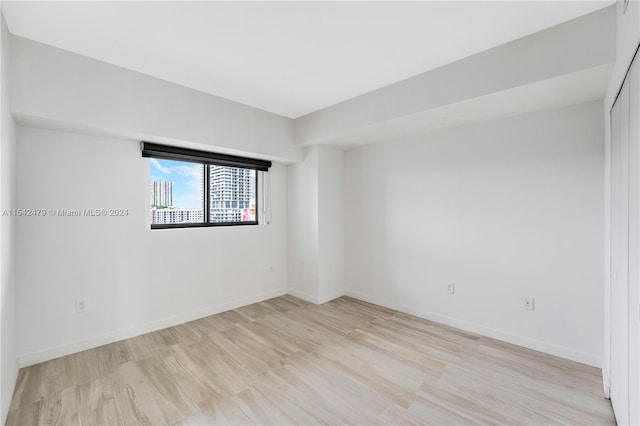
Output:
[{"xmin": 150, "ymin": 158, "xmax": 203, "ymax": 209}]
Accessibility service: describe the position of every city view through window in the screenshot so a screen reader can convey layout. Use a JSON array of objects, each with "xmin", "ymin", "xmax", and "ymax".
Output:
[{"xmin": 150, "ymin": 158, "xmax": 256, "ymax": 225}]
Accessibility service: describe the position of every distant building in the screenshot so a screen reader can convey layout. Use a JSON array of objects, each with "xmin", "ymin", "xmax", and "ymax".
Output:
[
  {"xmin": 210, "ymin": 166, "xmax": 256, "ymax": 222},
  {"xmin": 150, "ymin": 180, "xmax": 173, "ymax": 207},
  {"xmin": 150, "ymin": 208, "xmax": 204, "ymax": 224}
]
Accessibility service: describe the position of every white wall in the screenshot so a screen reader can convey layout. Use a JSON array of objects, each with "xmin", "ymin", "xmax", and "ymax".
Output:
[
  {"xmin": 287, "ymin": 145, "xmax": 345, "ymax": 304},
  {"xmin": 287, "ymin": 146, "xmax": 320, "ymax": 302},
  {"xmin": 0, "ymin": 12, "xmax": 18, "ymax": 425},
  {"xmin": 344, "ymin": 101, "xmax": 605, "ymax": 367},
  {"xmin": 317, "ymin": 145, "xmax": 345, "ymax": 303},
  {"xmin": 15, "ymin": 126, "xmax": 288, "ymax": 365},
  {"xmin": 10, "ymin": 35, "xmax": 301, "ymax": 163},
  {"xmin": 6, "ymin": 27, "xmax": 300, "ymax": 367}
]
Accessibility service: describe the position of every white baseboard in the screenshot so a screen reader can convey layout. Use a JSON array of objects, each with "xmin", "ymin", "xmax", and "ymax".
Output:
[
  {"xmin": 288, "ymin": 287, "xmax": 344, "ymax": 305},
  {"xmin": 602, "ymin": 363, "xmax": 611, "ymax": 398},
  {"xmin": 345, "ymin": 289, "xmax": 601, "ymax": 368},
  {"xmin": 2, "ymin": 358, "xmax": 19, "ymax": 424},
  {"xmin": 287, "ymin": 288, "xmax": 321, "ymax": 304},
  {"xmin": 17, "ymin": 287, "xmax": 288, "ymax": 368},
  {"xmin": 318, "ymin": 290, "xmax": 345, "ymax": 305}
]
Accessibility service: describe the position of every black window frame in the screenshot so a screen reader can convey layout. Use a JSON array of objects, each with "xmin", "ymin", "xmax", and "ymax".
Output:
[{"xmin": 143, "ymin": 142, "xmax": 271, "ymax": 230}]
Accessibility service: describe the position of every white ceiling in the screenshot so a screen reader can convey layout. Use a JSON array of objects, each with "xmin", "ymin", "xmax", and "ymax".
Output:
[{"xmin": 2, "ymin": 1, "xmax": 614, "ymax": 119}]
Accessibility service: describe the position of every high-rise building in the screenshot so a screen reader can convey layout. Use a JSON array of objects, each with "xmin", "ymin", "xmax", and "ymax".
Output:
[
  {"xmin": 150, "ymin": 180, "xmax": 173, "ymax": 207},
  {"xmin": 209, "ymin": 166, "xmax": 256, "ymax": 222}
]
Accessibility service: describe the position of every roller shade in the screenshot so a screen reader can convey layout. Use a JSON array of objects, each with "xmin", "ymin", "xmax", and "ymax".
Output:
[{"xmin": 141, "ymin": 142, "xmax": 272, "ymax": 171}]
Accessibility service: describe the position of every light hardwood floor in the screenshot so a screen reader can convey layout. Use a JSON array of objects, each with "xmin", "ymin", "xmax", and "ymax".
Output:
[{"xmin": 7, "ymin": 295, "xmax": 614, "ymax": 425}]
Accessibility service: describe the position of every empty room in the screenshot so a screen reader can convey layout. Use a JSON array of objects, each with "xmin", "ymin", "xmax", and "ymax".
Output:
[{"xmin": 0, "ymin": 0, "xmax": 639, "ymax": 425}]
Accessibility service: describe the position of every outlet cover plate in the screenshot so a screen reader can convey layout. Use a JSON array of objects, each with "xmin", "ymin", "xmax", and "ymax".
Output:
[
  {"xmin": 523, "ymin": 297, "xmax": 535, "ymax": 310},
  {"xmin": 76, "ymin": 299, "xmax": 87, "ymax": 314}
]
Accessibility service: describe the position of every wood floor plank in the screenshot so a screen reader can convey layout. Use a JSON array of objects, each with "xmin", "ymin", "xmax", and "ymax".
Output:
[
  {"xmin": 231, "ymin": 386, "xmax": 297, "ymax": 425},
  {"xmin": 276, "ymin": 294, "xmax": 310, "ymax": 307},
  {"xmin": 5, "ymin": 399, "xmax": 42, "ymax": 426},
  {"xmin": 124, "ymin": 334, "xmax": 158, "ymax": 362},
  {"xmin": 8, "ymin": 365, "xmax": 41, "ymax": 412},
  {"xmin": 154, "ymin": 345, "xmax": 217, "ymax": 407},
  {"xmin": 107, "ymin": 361, "xmax": 166, "ymax": 426},
  {"xmin": 74, "ymin": 348, "xmax": 101, "ymax": 386},
  {"xmin": 277, "ymin": 307, "xmax": 350, "ymax": 342},
  {"xmin": 95, "ymin": 341, "xmax": 133, "ymax": 377},
  {"xmin": 380, "ymin": 401, "xmax": 437, "ymax": 426},
  {"xmin": 266, "ymin": 310, "xmax": 345, "ymax": 347},
  {"xmin": 178, "ymin": 339, "xmax": 250, "ymax": 395},
  {"xmin": 77, "ymin": 379, "xmax": 123, "ymax": 426},
  {"xmin": 181, "ymin": 393, "xmax": 255, "ymax": 426},
  {"xmin": 257, "ymin": 315, "xmax": 320, "ymax": 353},
  {"xmin": 314, "ymin": 339, "xmax": 426, "ymax": 408},
  {"xmin": 38, "ymin": 385, "xmax": 82, "ymax": 426},
  {"xmin": 9, "ymin": 354, "xmax": 76, "ymax": 411},
  {"xmin": 191, "ymin": 314, "xmax": 235, "ymax": 334},
  {"xmin": 241, "ymin": 320, "xmax": 307, "ymax": 355},
  {"xmin": 204, "ymin": 331, "xmax": 270, "ymax": 378},
  {"xmin": 476, "ymin": 336, "xmax": 605, "ymax": 396},
  {"xmin": 278, "ymin": 351, "xmax": 390, "ymax": 425},
  {"xmin": 216, "ymin": 309, "xmax": 252, "ymax": 325},
  {"xmin": 350, "ymin": 327, "xmax": 449, "ymax": 375},
  {"xmin": 143, "ymin": 328, "xmax": 180, "ymax": 352},
  {"xmin": 370, "ymin": 316, "xmax": 467, "ymax": 357},
  {"xmin": 257, "ymin": 297, "xmax": 302, "ymax": 313},
  {"xmin": 250, "ymin": 368, "xmax": 347, "ymax": 424},
  {"xmin": 7, "ymin": 296, "xmax": 613, "ymax": 425},
  {"xmin": 221, "ymin": 325, "xmax": 288, "ymax": 368},
  {"xmin": 169, "ymin": 322, "xmax": 207, "ymax": 346},
  {"xmin": 407, "ymin": 392, "xmax": 481, "ymax": 425},
  {"xmin": 233, "ymin": 302, "xmax": 279, "ymax": 322},
  {"xmin": 135, "ymin": 355, "xmax": 200, "ymax": 424},
  {"xmin": 250, "ymin": 371, "xmax": 346, "ymax": 425},
  {"xmin": 339, "ymin": 296, "xmax": 396, "ymax": 318}
]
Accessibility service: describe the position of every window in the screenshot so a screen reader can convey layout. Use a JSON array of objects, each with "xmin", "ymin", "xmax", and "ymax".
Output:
[
  {"xmin": 143, "ymin": 143, "xmax": 270, "ymax": 229},
  {"xmin": 209, "ymin": 166, "xmax": 256, "ymax": 223},
  {"xmin": 149, "ymin": 159, "xmax": 205, "ymax": 226}
]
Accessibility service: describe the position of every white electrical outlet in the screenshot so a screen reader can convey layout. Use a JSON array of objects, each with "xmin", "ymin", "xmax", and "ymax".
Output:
[
  {"xmin": 523, "ymin": 297, "xmax": 535, "ymax": 310},
  {"xmin": 76, "ymin": 299, "xmax": 88, "ymax": 314},
  {"xmin": 447, "ymin": 283, "xmax": 455, "ymax": 294}
]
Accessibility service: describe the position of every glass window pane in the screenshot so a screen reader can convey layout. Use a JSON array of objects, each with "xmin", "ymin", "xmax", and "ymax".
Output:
[
  {"xmin": 209, "ymin": 166, "xmax": 256, "ymax": 223},
  {"xmin": 149, "ymin": 159, "xmax": 204, "ymax": 225}
]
